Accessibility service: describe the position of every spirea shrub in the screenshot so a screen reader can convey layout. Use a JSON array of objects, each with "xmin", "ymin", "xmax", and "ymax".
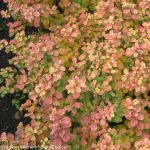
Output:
[{"xmin": 0, "ymin": 0, "xmax": 150, "ymax": 149}]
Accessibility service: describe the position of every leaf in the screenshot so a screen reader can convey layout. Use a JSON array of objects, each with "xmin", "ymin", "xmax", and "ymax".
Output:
[
  {"xmin": 116, "ymin": 105, "xmax": 125, "ymax": 117},
  {"xmin": 24, "ymin": 83, "xmax": 33, "ymax": 93},
  {"xmin": 112, "ymin": 115, "xmax": 123, "ymax": 123},
  {"xmin": 71, "ymin": 136, "xmax": 81, "ymax": 150},
  {"xmin": 0, "ymin": 78, "xmax": 4, "ymax": 84},
  {"xmin": 15, "ymin": 0, "xmax": 23, "ymax": 3},
  {"xmin": 99, "ymin": 37, "xmax": 105, "ymax": 42},
  {"xmin": 102, "ymin": 92, "xmax": 112, "ymax": 100},
  {"xmin": 12, "ymin": 98, "xmax": 20, "ymax": 109},
  {"xmin": 80, "ymin": 92, "xmax": 93, "ymax": 112},
  {"xmin": 45, "ymin": 53, "xmax": 51, "ymax": 61},
  {"xmin": 56, "ymin": 74, "xmax": 69, "ymax": 92}
]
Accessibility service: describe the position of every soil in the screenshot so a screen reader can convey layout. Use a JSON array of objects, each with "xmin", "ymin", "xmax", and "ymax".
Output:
[{"xmin": 0, "ymin": 93, "xmax": 30, "ymax": 134}]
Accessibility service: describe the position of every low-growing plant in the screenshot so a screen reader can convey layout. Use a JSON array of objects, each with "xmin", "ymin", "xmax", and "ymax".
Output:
[{"xmin": 0, "ymin": 0, "xmax": 149, "ymax": 149}]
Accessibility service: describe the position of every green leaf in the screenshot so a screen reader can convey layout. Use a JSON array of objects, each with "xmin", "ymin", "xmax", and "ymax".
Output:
[
  {"xmin": 71, "ymin": 136, "xmax": 81, "ymax": 150},
  {"xmin": 112, "ymin": 115, "xmax": 123, "ymax": 123},
  {"xmin": 80, "ymin": 92, "xmax": 93, "ymax": 112},
  {"xmin": 0, "ymin": 78, "xmax": 4, "ymax": 84},
  {"xmin": 15, "ymin": 0, "xmax": 23, "ymax": 3},
  {"xmin": 45, "ymin": 53, "xmax": 51, "ymax": 61},
  {"xmin": 56, "ymin": 75, "xmax": 69, "ymax": 92},
  {"xmin": 9, "ymin": 79, "xmax": 16, "ymax": 88},
  {"xmin": 12, "ymin": 98, "xmax": 20, "ymax": 109},
  {"xmin": 24, "ymin": 83, "xmax": 33, "ymax": 93},
  {"xmin": 116, "ymin": 107, "xmax": 124, "ymax": 117},
  {"xmin": 102, "ymin": 92, "xmax": 112, "ymax": 100},
  {"xmin": 99, "ymin": 37, "xmax": 105, "ymax": 42}
]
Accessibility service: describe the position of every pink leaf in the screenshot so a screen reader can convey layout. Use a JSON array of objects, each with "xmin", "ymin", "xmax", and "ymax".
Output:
[
  {"xmin": 1, "ymin": 132, "xmax": 7, "ymax": 141},
  {"xmin": 90, "ymin": 124, "xmax": 97, "ymax": 132},
  {"xmin": 124, "ymin": 141, "xmax": 131, "ymax": 149},
  {"xmin": 130, "ymin": 119, "xmax": 138, "ymax": 127},
  {"xmin": 16, "ymin": 83, "xmax": 24, "ymax": 90},
  {"xmin": 7, "ymin": 133, "xmax": 14, "ymax": 142},
  {"xmin": 59, "ymin": 130, "xmax": 65, "ymax": 138},
  {"xmin": 43, "ymin": 96, "xmax": 52, "ymax": 105},
  {"xmin": 34, "ymin": 11, "xmax": 40, "ymax": 17},
  {"xmin": 62, "ymin": 133, "xmax": 72, "ymax": 142},
  {"xmin": 61, "ymin": 117, "xmax": 72, "ymax": 128},
  {"xmin": 58, "ymin": 109, "xmax": 65, "ymax": 117},
  {"xmin": 54, "ymin": 91, "xmax": 63, "ymax": 99}
]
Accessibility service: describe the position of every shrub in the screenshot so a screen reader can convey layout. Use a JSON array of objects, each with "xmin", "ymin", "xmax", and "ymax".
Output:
[{"xmin": 0, "ymin": 0, "xmax": 150, "ymax": 149}]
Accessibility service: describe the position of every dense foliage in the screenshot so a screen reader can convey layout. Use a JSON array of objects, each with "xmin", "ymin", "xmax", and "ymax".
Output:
[{"xmin": 0, "ymin": 0, "xmax": 150, "ymax": 149}]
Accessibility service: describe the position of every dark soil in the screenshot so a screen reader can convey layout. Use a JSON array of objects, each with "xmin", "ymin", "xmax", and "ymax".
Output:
[
  {"xmin": 0, "ymin": 50, "xmax": 15, "ymax": 68},
  {"xmin": 0, "ymin": 93, "xmax": 31, "ymax": 134}
]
